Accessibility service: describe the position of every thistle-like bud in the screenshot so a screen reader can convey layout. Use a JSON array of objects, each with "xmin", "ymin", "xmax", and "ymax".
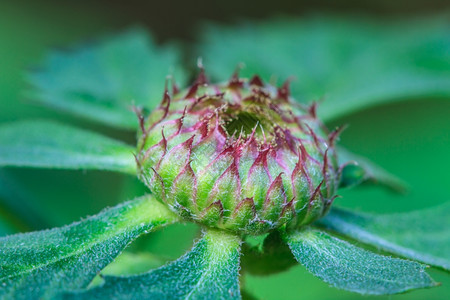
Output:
[{"xmin": 136, "ymin": 71, "xmax": 341, "ymax": 235}]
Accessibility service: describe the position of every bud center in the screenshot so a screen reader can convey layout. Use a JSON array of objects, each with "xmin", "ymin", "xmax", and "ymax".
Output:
[
  {"xmin": 224, "ymin": 112, "xmax": 263, "ymax": 136},
  {"xmin": 222, "ymin": 104, "xmax": 280, "ymax": 142}
]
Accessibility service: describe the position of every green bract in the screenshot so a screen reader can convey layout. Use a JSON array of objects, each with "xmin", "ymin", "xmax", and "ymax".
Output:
[{"xmin": 136, "ymin": 72, "xmax": 341, "ymax": 235}]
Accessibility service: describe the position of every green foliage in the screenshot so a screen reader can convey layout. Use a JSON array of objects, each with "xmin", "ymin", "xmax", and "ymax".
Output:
[
  {"xmin": 64, "ymin": 229, "xmax": 242, "ymax": 300},
  {"xmin": 337, "ymin": 147, "xmax": 407, "ymax": 192},
  {"xmin": 199, "ymin": 16, "xmax": 450, "ymax": 121},
  {"xmin": 318, "ymin": 203, "xmax": 450, "ymax": 270},
  {"xmin": 0, "ymin": 12, "xmax": 448, "ymax": 300},
  {"xmin": 0, "ymin": 120, "xmax": 136, "ymax": 174},
  {"xmin": 285, "ymin": 228, "xmax": 436, "ymax": 295},
  {"xmin": 28, "ymin": 29, "xmax": 186, "ymax": 129},
  {"xmin": 0, "ymin": 195, "xmax": 178, "ymax": 300}
]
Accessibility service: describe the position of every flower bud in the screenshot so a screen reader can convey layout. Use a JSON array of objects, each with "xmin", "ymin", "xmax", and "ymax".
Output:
[{"xmin": 136, "ymin": 71, "xmax": 340, "ymax": 235}]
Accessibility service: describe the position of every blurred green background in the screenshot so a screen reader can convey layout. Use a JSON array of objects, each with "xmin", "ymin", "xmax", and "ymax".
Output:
[{"xmin": 0, "ymin": 0, "xmax": 449, "ymax": 299}]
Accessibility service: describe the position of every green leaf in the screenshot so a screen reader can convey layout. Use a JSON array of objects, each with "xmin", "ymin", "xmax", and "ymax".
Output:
[
  {"xmin": 0, "ymin": 194, "xmax": 178, "ymax": 300},
  {"xmin": 318, "ymin": 203, "xmax": 450, "ymax": 271},
  {"xmin": 65, "ymin": 229, "xmax": 242, "ymax": 300},
  {"xmin": 0, "ymin": 120, "xmax": 136, "ymax": 174},
  {"xmin": 28, "ymin": 28, "xmax": 187, "ymax": 129},
  {"xmin": 199, "ymin": 16, "xmax": 450, "ymax": 121},
  {"xmin": 337, "ymin": 147, "xmax": 407, "ymax": 192},
  {"xmin": 285, "ymin": 228, "xmax": 436, "ymax": 295}
]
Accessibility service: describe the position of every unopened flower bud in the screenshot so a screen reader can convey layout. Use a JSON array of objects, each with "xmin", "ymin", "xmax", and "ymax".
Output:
[{"xmin": 136, "ymin": 71, "xmax": 340, "ymax": 235}]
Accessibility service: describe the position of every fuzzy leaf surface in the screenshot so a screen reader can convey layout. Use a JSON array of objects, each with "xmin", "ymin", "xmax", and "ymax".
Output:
[
  {"xmin": 0, "ymin": 120, "xmax": 136, "ymax": 174},
  {"xmin": 64, "ymin": 229, "xmax": 242, "ymax": 300},
  {"xmin": 337, "ymin": 147, "xmax": 407, "ymax": 192},
  {"xmin": 285, "ymin": 228, "xmax": 436, "ymax": 295},
  {"xmin": 318, "ymin": 203, "xmax": 450, "ymax": 270},
  {"xmin": 199, "ymin": 16, "xmax": 450, "ymax": 121},
  {"xmin": 0, "ymin": 195, "xmax": 178, "ymax": 299},
  {"xmin": 28, "ymin": 29, "xmax": 186, "ymax": 129}
]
